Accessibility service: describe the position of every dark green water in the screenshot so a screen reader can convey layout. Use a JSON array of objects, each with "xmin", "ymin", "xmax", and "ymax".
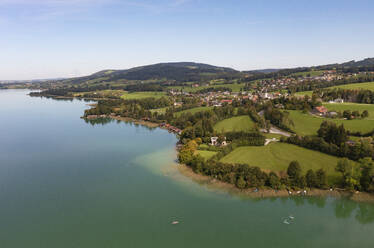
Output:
[{"xmin": 1, "ymin": 89, "xmax": 374, "ymax": 248}]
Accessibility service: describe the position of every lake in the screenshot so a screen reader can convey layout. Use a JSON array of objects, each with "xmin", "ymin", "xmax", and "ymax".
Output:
[{"xmin": 0, "ymin": 89, "xmax": 374, "ymax": 248}]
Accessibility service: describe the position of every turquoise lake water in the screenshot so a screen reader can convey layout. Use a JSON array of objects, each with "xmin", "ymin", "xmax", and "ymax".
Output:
[{"xmin": 0, "ymin": 89, "xmax": 374, "ymax": 247}]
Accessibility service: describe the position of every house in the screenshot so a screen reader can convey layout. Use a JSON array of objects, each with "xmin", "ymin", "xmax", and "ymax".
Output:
[
  {"xmin": 210, "ymin": 136, "xmax": 227, "ymax": 146},
  {"xmin": 334, "ymin": 98, "xmax": 344, "ymax": 103},
  {"xmin": 210, "ymin": 137, "xmax": 218, "ymax": 146},
  {"xmin": 220, "ymin": 99, "xmax": 233, "ymax": 104},
  {"xmin": 313, "ymin": 106, "xmax": 328, "ymax": 116},
  {"xmin": 346, "ymin": 140, "xmax": 356, "ymax": 146},
  {"xmin": 327, "ymin": 111, "xmax": 338, "ymax": 118}
]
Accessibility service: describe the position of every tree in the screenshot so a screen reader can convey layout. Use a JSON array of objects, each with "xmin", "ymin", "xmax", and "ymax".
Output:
[
  {"xmin": 315, "ymin": 169, "xmax": 328, "ymax": 189},
  {"xmin": 306, "ymin": 169, "xmax": 317, "ymax": 188},
  {"xmin": 268, "ymin": 172, "xmax": 281, "ymax": 189},
  {"xmin": 352, "ymin": 110, "xmax": 360, "ymax": 118},
  {"xmin": 287, "ymin": 161, "xmax": 302, "ymax": 179},
  {"xmin": 361, "ymin": 110, "xmax": 369, "ymax": 118},
  {"xmin": 343, "ymin": 110, "xmax": 352, "ymax": 120},
  {"xmin": 336, "ymin": 158, "xmax": 361, "ymax": 190},
  {"xmin": 359, "ymin": 158, "xmax": 374, "ymax": 192},
  {"xmin": 236, "ymin": 176, "xmax": 246, "ymax": 189},
  {"xmin": 317, "ymin": 121, "xmax": 348, "ymax": 146}
]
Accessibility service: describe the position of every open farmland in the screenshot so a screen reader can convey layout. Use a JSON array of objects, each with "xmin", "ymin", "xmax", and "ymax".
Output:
[
  {"xmin": 329, "ymin": 81, "xmax": 374, "ymax": 90},
  {"xmin": 286, "ymin": 110, "xmax": 374, "ymax": 136},
  {"xmin": 174, "ymin": 106, "xmax": 213, "ymax": 117},
  {"xmin": 121, "ymin": 91, "xmax": 166, "ymax": 100},
  {"xmin": 220, "ymin": 142, "xmax": 342, "ymax": 182},
  {"xmin": 214, "ymin": 115, "xmax": 255, "ymax": 133},
  {"xmin": 196, "ymin": 150, "xmax": 217, "ymax": 160},
  {"xmin": 323, "ymin": 102, "xmax": 374, "ymax": 120}
]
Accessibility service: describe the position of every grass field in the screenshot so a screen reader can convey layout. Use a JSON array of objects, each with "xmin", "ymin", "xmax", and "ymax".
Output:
[
  {"xmin": 294, "ymin": 91, "xmax": 313, "ymax": 97},
  {"xmin": 150, "ymin": 107, "xmax": 168, "ymax": 114},
  {"xmin": 220, "ymin": 142, "xmax": 341, "ymax": 182},
  {"xmin": 263, "ymin": 133, "xmax": 284, "ymax": 139},
  {"xmin": 196, "ymin": 150, "xmax": 217, "ymax": 160},
  {"xmin": 294, "ymin": 82, "xmax": 374, "ymax": 97},
  {"xmin": 174, "ymin": 106, "xmax": 213, "ymax": 117},
  {"xmin": 329, "ymin": 81, "xmax": 374, "ymax": 90},
  {"xmin": 121, "ymin": 92, "xmax": 166, "ymax": 100},
  {"xmin": 323, "ymin": 102, "xmax": 374, "ymax": 120},
  {"xmin": 214, "ymin": 115, "xmax": 255, "ymax": 133},
  {"xmin": 286, "ymin": 110, "xmax": 374, "ymax": 136}
]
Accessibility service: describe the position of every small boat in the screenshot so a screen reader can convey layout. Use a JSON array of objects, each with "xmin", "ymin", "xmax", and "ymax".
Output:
[
  {"xmin": 289, "ymin": 215, "xmax": 294, "ymax": 220},
  {"xmin": 283, "ymin": 219, "xmax": 290, "ymax": 225},
  {"xmin": 171, "ymin": 221, "xmax": 179, "ymax": 225}
]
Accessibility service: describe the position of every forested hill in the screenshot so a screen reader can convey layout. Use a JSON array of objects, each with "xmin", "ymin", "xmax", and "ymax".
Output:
[
  {"xmin": 53, "ymin": 62, "xmax": 240, "ymax": 85},
  {"xmin": 314, "ymin": 57, "xmax": 374, "ymax": 70},
  {"xmin": 37, "ymin": 58, "xmax": 374, "ymax": 88}
]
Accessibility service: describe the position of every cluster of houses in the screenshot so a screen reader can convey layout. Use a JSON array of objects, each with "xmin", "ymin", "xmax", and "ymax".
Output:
[
  {"xmin": 159, "ymin": 123, "xmax": 182, "ymax": 135},
  {"xmin": 312, "ymin": 106, "xmax": 338, "ymax": 118},
  {"xmin": 169, "ymin": 89, "xmax": 291, "ymax": 109},
  {"xmin": 210, "ymin": 137, "xmax": 227, "ymax": 146}
]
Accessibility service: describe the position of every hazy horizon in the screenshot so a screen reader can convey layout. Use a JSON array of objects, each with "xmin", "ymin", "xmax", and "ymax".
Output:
[{"xmin": 1, "ymin": 0, "xmax": 374, "ymax": 80}]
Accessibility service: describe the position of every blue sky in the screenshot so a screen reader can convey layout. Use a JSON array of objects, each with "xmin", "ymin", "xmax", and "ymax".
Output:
[{"xmin": 1, "ymin": 0, "xmax": 374, "ymax": 80}]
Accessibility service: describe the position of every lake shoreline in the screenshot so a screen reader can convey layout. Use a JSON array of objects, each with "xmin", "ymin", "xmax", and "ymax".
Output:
[
  {"xmin": 177, "ymin": 164, "xmax": 374, "ymax": 203},
  {"xmin": 84, "ymin": 104, "xmax": 374, "ymax": 204}
]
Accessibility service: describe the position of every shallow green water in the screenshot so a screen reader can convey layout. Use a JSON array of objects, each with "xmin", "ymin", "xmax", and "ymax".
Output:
[{"xmin": 0, "ymin": 89, "xmax": 374, "ymax": 248}]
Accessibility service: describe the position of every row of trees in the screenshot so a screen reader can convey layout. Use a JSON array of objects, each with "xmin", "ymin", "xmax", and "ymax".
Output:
[
  {"xmin": 284, "ymin": 121, "xmax": 374, "ymax": 161},
  {"xmin": 317, "ymin": 88, "xmax": 374, "ymax": 104},
  {"xmin": 290, "ymin": 73, "xmax": 374, "ymax": 93},
  {"xmin": 336, "ymin": 158, "xmax": 374, "ymax": 192}
]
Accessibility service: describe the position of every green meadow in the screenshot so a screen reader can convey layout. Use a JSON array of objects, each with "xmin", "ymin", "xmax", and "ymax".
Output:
[
  {"xmin": 286, "ymin": 110, "xmax": 374, "ymax": 136},
  {"xmin": 174, "ymin": 106, "xmax": 213, "ymax": 117},
  {"xmin": 150, "ymin": 107, "xmax": 168, "ymax": 114},
  {"xmin": 294, "ymin": 82, "xmax": 374, "ymax": 97},
  {"xmin": 121, "ymin": 91, "xmax": 166, "ymax": 100},
  {"xmin": 323, "ymin": 102, "xmax": 374, "ymax": 120},
  {"xmin": 196, "ymin": 150, "xmax": 217, "ymax": 160},
  {"xmin": 214, "ymin": 115, "xmax": 255, "ymax": 133},
  {"xmin": 220, "ymin": 142, "xmax": 341, "ymax": 182},
  {"xmin": 329, "ymin": 81, "xmax": 374, "ymax": 90}
]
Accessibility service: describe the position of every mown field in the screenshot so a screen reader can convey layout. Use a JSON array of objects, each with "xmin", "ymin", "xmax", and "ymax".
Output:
[
  {"xmin": 174, "ymin": 106, "xmax": 213, "ymax": 117},
  {"xmin": 150, "ymin": 107, "xmax": 168, "ymax": 114},
  {"xmin": 121, "ymin": 91, "xmax": 166, "ymax": 100},
  {"xmin": 329, "ymin": 81, "xmax": 374, "ymax": 90},
  {"xmin": 220, "ymin": 142, "xmax": 341, "ymax": 182},
  {"xmin": 286, "ymin": 110, "xmax": 374, "ymax": 136},
  {"xmin": 294, "ymin": 91, "xmax": 313, "ymax": 97},
  {"xmin": 213, "ymin": 115, "xmax": 254, "ymax": 133},
  {"xmin": 196, "ymin": 150, "xmax": 217, "ymax": 160},
  {"xmin": 294, "ymin": 82, "xmax": 374, "ymax": 97},
  {"xmin": 324, "ymin": 102, "xmax": 374, "ymax": 120}
]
